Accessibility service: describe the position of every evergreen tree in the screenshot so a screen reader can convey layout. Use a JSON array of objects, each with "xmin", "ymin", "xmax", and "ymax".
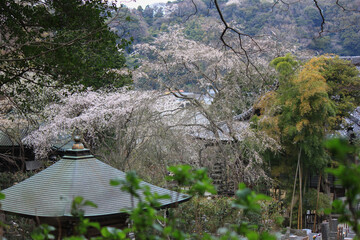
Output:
[{"xmin": 0, "ymin": 0, "xmax": 132, "ymax": 96}]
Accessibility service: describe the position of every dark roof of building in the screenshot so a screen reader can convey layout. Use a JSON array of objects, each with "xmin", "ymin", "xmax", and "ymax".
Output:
[
  {"xmin": 338, "ymin": 107, "xmax": 360, "ymax": 138},
  {"xmin": 25, "ymin": 161, "xmax": 43, "ymax": 171},
  {"xmin": 347, "ymin": 106, "xmax": 360, "ymax": 136},
  {"xmin": 51, "ymin": 136, "xmax": 74, "ymax": 152},
  {"xmin": 339, "ymin": 56, "xmax": 360, "ymax": 66},
  {"xmin": 0, "ymin": 129, "xmax": 27, "ymax": 147},
  {"xmin": 0, "ymin": 145, "xmax": 189, "ymax": 218},
  {"xmin": 187, "ymin": 113, "xmax": 250, "ymax": 141}
]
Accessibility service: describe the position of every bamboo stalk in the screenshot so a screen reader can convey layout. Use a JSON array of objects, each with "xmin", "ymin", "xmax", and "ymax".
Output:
[
  {"xmin": 299, "ymin": 160, "xmax": 303, "ymax": 229},
  {"xmin": 290, "ymin": 147, "xmax": 301, "ymax": 229},
  {"xmin": 313, "ymin": 174, "xmax": 322, "ymax": 232},
  {"xmin": 298, "ymin": 201, "xmax": 300, "ymax": 229}
]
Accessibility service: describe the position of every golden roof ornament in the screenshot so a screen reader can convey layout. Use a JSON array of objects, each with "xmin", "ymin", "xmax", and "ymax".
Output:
[{"xmin": 72, "ymin": 135, "xmax": 84, "ymax": 149}]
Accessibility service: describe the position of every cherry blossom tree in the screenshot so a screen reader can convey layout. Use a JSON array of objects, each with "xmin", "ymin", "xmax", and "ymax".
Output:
[
  {"xmin": 128, "ymin": 26, "xmax": 284, "ymax": 186},
  {"xmin": 21, "ymin": 86, "xmax": 279, "ymax": 186},
  {"xmin": 24, "ymin": 89, "xmax": 160, "ymax": 157}
]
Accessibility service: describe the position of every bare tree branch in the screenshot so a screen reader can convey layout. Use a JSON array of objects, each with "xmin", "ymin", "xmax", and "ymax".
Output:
[
  {"xmin": 336, "ymin": 0, "xmax": 360, "ymax": 12},
  {"xmin": 313, "ymin": 0, "xmax": 325, "ymax": 37},
  {"xmin": 185, "ymin": 0, "xmax": 198, "ymax": 21},
  {"xmin": 213, "ymin": 0, "xmax": 267, "ymax": 82}
]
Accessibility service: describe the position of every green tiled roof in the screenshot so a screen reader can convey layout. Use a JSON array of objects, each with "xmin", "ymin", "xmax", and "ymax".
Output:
[{"xmin": 0, "ymin": 148, "xmax": 189, "ymax": 218}]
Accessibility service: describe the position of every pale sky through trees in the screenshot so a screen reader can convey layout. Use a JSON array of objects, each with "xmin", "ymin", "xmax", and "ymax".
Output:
[{"xmin": 121, "ymin": 0, "xmax": 175, "ymax": 8}]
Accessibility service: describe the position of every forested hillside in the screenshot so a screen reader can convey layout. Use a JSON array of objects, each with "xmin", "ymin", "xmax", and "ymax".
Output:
[
  {"xmin": 105, "ymin": 0, "xmax": 360, "ymax": 115},
  {"xmin": 112, "ymin": 0, "xmax": 360, "ymax": 91},
  {"xmin": 116, "ymin": 0, "xmax": 360, "ymax": 55}
]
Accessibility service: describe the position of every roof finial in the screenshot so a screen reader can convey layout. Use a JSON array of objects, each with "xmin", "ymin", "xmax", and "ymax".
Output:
[{"xmin": 72, "ymin": 135, "xmax": 84, "ymax": 149}]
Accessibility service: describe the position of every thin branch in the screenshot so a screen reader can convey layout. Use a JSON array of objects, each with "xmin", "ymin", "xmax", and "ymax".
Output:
[
  {"xmin": 272, "ymin": 0, "xmax": 290, "ymax": 11},
  {"xmin": 271, "ymin": 0, "xmax": 300, "ymax": 11},
  {"xmin": 213, "ymin": 0, "xmax": 266, "ymax": 82},
  {"xmin": 336, "ymin": 0, "xmax": 360, "ymax": 12},
  {"xmin": 184, "ymin": 0, "xmax": 198, "ymax": 21},
  {"xmin": 313, "ymin": 0, "xmax": 325, "ymax": 37}
]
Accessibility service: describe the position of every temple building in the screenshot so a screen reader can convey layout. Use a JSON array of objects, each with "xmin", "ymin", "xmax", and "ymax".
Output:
[{"xmin": 0, "ymin": 137, "xmax": 190, "ymax": 237}]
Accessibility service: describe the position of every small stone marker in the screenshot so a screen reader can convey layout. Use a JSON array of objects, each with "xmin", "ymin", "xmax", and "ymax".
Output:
[
  {"xmin": 329, "ymin": 219, "xmax": 338, "ymax": 232},
  {"xmin": 321, "ymin": 222, "xmax": 330, "ymax": 240}
]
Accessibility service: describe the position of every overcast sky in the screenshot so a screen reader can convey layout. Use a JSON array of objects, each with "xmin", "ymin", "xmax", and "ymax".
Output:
[{"xmin": 122, "ymin": 0, "xmax": 175, "ymax": 9}]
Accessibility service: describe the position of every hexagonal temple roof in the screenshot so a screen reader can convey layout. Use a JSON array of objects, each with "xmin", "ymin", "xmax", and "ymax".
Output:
[{"xmin": 0, "ymin": 142, "xmax": 189, "ymax": 218}]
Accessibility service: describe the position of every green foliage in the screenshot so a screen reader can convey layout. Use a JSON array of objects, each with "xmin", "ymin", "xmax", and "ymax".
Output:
[
  {"xmin": 270, "ymin": 54, "xmax": 299, "ymax": 80},
  {"xmin": 0, "ymin": 171, "xmax": 34, "ymax": 191},
  {"xmin": 318, "ymin": 56, "xmax": 360, "ymax": 118},
  {"xmin": 32, "ymin": 196, "xmax": 103, "ymax": 239},
  {"xmin": 71, "ymin": 196, "xmax": 98, "ymax": 219},
  {"xmin": 154, "ymin": 8, "xmax": 164, "ymax": 18},
  {"xmin": 111, "ymin": 170, "xmax": 181, "ymax": 239},
  {"xmin": 265, "ymin": 56, "xmax": 332, "ymax": 172},
  {"xmin": 143, "ymin": 5, "xmax": 154, "ymax": 25},
  {"xmin": 232, "ymin": 183, "xmax": 271, "ymax": 214},
  {"xmin": 111, "ymin": 171, "xmax": 176, "ymax": 239},
  {"xmin": 250, "ymin": 115, "xmax": 260, "ymax": 129},
  {"xmin": 340, "ymin": 27, "xmax": 360, "ymax": 56},
  {"xmin": 174, "ymin": 196, "xmax": 239, "ymax": 234},
  {"xmin": 31, "ymin": 224, "xmax": 56, "ymax": 240},
  {"xmin": 68, "ymin": 198, "xmax": 129, "ymax": 240},
  {"xmin": 303, "ymin": 189, "xmax": 331, "ymax": 216},
  {"xmin": 0, "ymin": 0, "xmax": 132, "ymax": 98},
  {"xmin": 2, "ymin": 211, "xmax": 35, "ymax": 239},
  {"xmin": 98, "ymin": 227, "xmax": 127, "ymax": 239},
  {"xmin": 110, "ymin": 171, "xmax": 142, "ymax": 200},
  {"xmin": 70, "ymin": 197, "xmax": 100, "ymax": 237},
  {"xmin": 117, "ymin": 167, "xmax": 275, "ymax": 240},
  {"xmin": 0, "ymin": 191, "xmax": 4, "ymax": 234},
  {"xmin": 304, "ymin": 7, "xmax": 322, "ymax": 26},
  {"xmin": 222, "ymin": 2, "xmax": 271, "ymax": 35},
  {"xmin": 262, "ymin": 55, "xmax": 358, "ymax": 174},
  {"xmin": 167, "ymin": 165, "xmax": 216, "ymax": 196},
  {"xmin": 325, "ymin": 138, "xmax": 354, "ymax": 160},
  {"xmin": 325, "ymin": 139, "xmax": 360, "ymax": 239},
  {"xmin": 308, "ymin": 36, "xmax": 331, "ymax": 53},
  {"xmin": 183, "ymin": 20, "xmax": 206, "ymax": 42}
]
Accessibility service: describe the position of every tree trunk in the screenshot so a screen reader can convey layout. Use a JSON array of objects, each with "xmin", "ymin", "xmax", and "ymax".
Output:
[{"xmin": 290, "ymin": 147, "xmax": 301, "ymax": 229}]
